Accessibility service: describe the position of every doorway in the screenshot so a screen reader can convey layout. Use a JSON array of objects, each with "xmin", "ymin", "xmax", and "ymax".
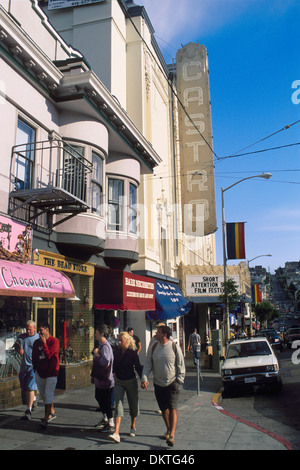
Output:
[{"xmin": 32, "ymin": 299, "xmax": 56, "ymax": 335}]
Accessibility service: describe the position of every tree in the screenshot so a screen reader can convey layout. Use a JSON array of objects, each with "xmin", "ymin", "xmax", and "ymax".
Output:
[
  {"xmin": 254, "ymin": 300, "xmax": 278, "ymax": 326},
  {"xmin": 219, "ymin": 278, "xmax": 240, "ymax": 313},
  {"xmin": 218, "ymin": 278, "xmax": 240, "ymax": 343}
]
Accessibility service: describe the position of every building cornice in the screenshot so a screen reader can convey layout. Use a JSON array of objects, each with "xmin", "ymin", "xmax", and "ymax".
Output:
[
  {"xmin": 0, "ymin": 5, "xmax": 63, "ymax": 90},
  {"xmin": 0, "ymin": 4, "xmax": 161, "ymax": 170},
  {"xmin": 56, "ymin": 68, "xmax": 161, "ymax": 169}
]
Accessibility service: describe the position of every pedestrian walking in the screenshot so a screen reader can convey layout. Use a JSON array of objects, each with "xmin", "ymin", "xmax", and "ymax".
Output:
[
  {"xmin": 32, "ymin": 322, "xmax": 60, "ymax": 428},
  {"xmin": 127, "ymin": 327, "xmax": 141, "ymax": 355},
  {"xmin": 109, "ymin": 331, "xmax": 143, "ymax": 443},
  {"xmin": 107, "ymin": 326, "xmax": 119, "ymax": 351},
  {"xmin": 148, "ymin": 323, "xmax": 169, "ymax": 414},
  {"xmin": 14, "ymin": 320, "xmax": 40, "ymax": 420},
  {"xmin": 141, "ymin": 324, "xmax": 185, "ymax": 447},
  {"xmin": 91, "ymin": 324, "xmax": 114, "ymax": 433},
  {"xmin": 188, "ymin": 328, "xmax": 201, "ymax": 365}
]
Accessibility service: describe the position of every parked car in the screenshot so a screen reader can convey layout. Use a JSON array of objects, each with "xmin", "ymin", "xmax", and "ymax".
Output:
[
  {"xmin": 221, "ymin": 337, "xmax": 282, "ymax": 393},
  {"xmin": 286, "ymin": 327, "xmax": 300, "ymax": 349},
  {"xmin": 258, "ymin": 330, "xmax": 283, "ymax": 352}
]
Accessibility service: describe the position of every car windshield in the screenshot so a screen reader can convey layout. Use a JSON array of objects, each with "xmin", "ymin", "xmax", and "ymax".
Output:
[
  {"xmin": 227, "ymin": 341, "xmax": 272, "ymax": 359},
  {"xmin": 289, "ymin": 329, "xmax": 300, "ymax": 334}
]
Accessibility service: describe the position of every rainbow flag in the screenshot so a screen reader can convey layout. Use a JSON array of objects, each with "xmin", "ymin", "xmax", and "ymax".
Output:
[
  {"xmin": 226, "ymin": 222, "xmax": 246, "ymax": 260},
  {"xmin": 252, "ymin": 284, "xmax": 262, "ymax": 303}
]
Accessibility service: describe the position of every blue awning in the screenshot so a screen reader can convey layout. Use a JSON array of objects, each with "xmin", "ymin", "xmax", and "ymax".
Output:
[{"xmin": 146, "ymin": 280, "xmax": 192, "ymax": 321}]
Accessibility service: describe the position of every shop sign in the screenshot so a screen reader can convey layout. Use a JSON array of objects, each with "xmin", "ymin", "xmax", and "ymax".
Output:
[
  {"xmin": 94, "ymin": 270, "xmax": 155, "ymax": 311},
  {"xmin": 0, "ymin": 259, "xmax": 75, "ymax": 298},
  {"xmin": 48, "ymin": 0, "xmax": 105, "ymax": 9},
  {"xmin": 123, "ymin": 272, "xmax": 155, "ymax": 311},
  {"xmin": 34, "ymin": 250, "xmax": 94, "ymax": 276},
  {"xmin": 0, "ymin": 215, "xmax": 32, "ymax": 263},
  {"xmin": 176, "ymin": 43, "xmax": 217, "ymax": 236},
  {"xmin": 186, "ymin": 274, "xmax": 240, "ymax": 296}
]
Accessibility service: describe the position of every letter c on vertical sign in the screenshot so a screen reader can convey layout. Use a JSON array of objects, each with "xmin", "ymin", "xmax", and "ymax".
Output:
[{"xmin": 183, "ymin": 61, "xmax": 202, "ymax": 81}]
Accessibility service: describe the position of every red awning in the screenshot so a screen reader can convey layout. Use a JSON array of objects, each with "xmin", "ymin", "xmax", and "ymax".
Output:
[
  {"xmin": 0, "ymin": 259, "xmax": 75, "ymax": 298},
  {"xmin": 94, "ymin": 270, "xmax": 155, "ymax": 311},
  {"xmin": 94, "ymin": 303, "xmax": 127, "ymax": 311}
]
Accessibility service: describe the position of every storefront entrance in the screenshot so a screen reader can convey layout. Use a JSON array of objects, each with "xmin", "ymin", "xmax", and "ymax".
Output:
[{"xmin": 32, "ymin": 298, "xmax": 55, "ymax": 335}]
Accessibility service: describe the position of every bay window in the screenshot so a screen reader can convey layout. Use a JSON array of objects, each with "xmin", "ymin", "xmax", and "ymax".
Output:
[
  {"xmin": 91, "ymin": 151, "xmax": 103, "ymax": 215},
  {"xmin": 129, "ymin": 183, "xmax": 137, "ymax": 234},
  {"xmin": 108, "ymin": 178, "xmax": 124, "ymax": 231}
]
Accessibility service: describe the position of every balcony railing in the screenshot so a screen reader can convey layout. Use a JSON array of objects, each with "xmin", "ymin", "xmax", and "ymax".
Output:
[{"xmin": 9, "ymin": 139, "xmax": 93, "ymax": 229}]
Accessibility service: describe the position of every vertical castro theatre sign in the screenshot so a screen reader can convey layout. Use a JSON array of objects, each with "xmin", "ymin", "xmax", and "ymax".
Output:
[{"xmin": 176, "ymin": 43, "xmax": 217, "ymax": 236}]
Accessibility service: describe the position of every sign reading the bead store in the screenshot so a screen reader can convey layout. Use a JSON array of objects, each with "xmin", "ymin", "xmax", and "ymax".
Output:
[
  {"xmin": 176, "ymin": 43, "xmax": 217, "ymax": 236},
  {"xmin": 34, "ymin": 250, "xmax": 94, "ymax": 276},
  {"xmin": 48, "ymin": 0, "xmax": 105, "ymax": 10}
]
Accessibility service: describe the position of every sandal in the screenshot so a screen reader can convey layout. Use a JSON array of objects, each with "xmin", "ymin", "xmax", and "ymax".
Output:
[
  {"xmin": 48, "ymin": 413, "xmax": 57, "ymax": 422},
  {"xmin": 167, "ymin": 436, "xmax": 175, "ymax": 447},
  {"xmin": 163, "ymin": 430, "xmax": 170, "ymax": 440},
  {"xmin": 40, "ymin": 418, "xmax": 48, "ymax": 428}
]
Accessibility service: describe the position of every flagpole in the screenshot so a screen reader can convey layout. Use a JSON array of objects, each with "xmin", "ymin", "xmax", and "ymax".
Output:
[
  {"xmin": 221, "ymin": 186, "xmax": 229, "ymax": 346},
  {"xmin": 221, "ymin": 173, "xmax": 272, "ymax": 346}
]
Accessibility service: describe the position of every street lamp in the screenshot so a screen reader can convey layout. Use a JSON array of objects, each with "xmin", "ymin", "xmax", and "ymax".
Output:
[
  {"xmin": 221, "ymin": 173, "xmax": 272, "ymax": 344},
  {"xmin": 248, "ymin": 254, "xmax": 272, "ymax": 265}
]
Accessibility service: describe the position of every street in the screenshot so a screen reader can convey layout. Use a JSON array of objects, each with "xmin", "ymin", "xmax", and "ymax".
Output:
[{"xmin": 220, "ymin": 347, "xmax": 300, "ymax": 450}]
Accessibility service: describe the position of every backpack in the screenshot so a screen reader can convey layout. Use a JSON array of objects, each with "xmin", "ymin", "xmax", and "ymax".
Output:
[{"xmin": 151, "ymin": 340, "xmax": 177, "ymax": 360}]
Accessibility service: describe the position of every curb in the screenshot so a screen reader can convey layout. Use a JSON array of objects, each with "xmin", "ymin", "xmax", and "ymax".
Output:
[{"xmin": 211, "ymin": 389, "xmax": 294, "ymax": 451}]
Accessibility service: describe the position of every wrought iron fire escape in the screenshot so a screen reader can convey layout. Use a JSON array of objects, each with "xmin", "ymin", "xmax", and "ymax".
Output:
[{"xmin": 8, "ymin": 138, "xmax": 93, "ymax": 230}]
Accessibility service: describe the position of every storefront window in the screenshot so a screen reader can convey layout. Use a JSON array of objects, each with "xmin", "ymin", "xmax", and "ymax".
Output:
[
  {"xmin": 0, "ymin": 296, "xmax": 31, "ymax": 335},
  {"xmin": 56, "ymin": 274, "xmax": 93, "ymax": 364},
  {"xmin": 0, "ymin": 296, "xmax": 31, "ymax": 379}
]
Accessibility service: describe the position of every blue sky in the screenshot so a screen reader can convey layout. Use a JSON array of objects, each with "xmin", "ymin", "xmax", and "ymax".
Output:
[{"xmin": 137, "ymin": 0, "xmax": 300, "ymax": 273}]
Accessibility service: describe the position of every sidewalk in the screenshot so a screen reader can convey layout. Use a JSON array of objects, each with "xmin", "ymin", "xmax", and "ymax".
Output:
[{"xmin": 0, "ymin": 358, "xmax": 290, "ymax": 451}]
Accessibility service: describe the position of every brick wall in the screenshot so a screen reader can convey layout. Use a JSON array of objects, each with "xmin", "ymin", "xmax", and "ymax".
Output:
[
  {"xmin": 0, "ymin": 376, "xmax": 22, "ymax": 410},
  {"xmin": 57, "ymin": 361, "xmax": 93, "ymax": 390},
  {"xmin": 0, "ymin": 361, "xmax": 93, "ymax": 409}
]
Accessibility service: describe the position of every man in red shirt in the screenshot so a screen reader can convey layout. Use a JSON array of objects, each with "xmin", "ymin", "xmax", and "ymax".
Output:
[{"xmin": 32, "ymin": 322, "xmax": 60, "ymax": 428}]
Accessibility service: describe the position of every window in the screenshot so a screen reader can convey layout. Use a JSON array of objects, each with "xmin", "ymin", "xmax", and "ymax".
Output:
[
  {"xmin": 91, "ymin": 152, "xmax": 103, "ymax": 215},
  {"xmin": 15, "ymin": 118, "xmax": 35, "ymax": 190},
  {"xmin": 63, "ymin": 144, "xmax": 86, "ymax": 201},
  {"xmin": 108, "ymin": 178, "xmax": 124, "ymax": 231},
  {"xmin": 129, "ymin": 183, "xmax": 137, "ymax": 233}
]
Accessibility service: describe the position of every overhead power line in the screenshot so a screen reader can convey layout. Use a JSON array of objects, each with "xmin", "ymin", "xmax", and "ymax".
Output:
[
  {"xmin": 224, "ymin": 119, "xmax": 300, "ymax": 158},
  {"xmin": 124, "ymin": 8, "xmax": 220, "ymax": 161},
  {"xmin": 125, "ymin": 7, "xmax": 300, "ymax": 173},
  {"xmin": 219, "ymin": 141, "xmax": 300, "ymax": 161}
]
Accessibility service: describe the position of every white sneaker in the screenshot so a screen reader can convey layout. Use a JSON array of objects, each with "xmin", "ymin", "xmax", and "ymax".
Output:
[
  {"xmin": 109, "ymin": 432, "xmax": 120, "ymax": 443},
  {"xmin": 130, "ymin": 428, "xmax": 136, "ymax": 437}
]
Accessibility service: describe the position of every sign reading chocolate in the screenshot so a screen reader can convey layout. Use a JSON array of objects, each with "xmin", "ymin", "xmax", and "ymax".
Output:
[
  {"xmin": 0, "ymin": 259, "xmax": 75, "ymax": 298},
  {"xmin": 1, "ymin": 266, "xmax": 54, "ymax": 290}
]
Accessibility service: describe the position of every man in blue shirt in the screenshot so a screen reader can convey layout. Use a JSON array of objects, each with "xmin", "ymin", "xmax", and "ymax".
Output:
[{"xmin": 15, "ymin": 320, "xmax": 40, "ymax": 420}]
